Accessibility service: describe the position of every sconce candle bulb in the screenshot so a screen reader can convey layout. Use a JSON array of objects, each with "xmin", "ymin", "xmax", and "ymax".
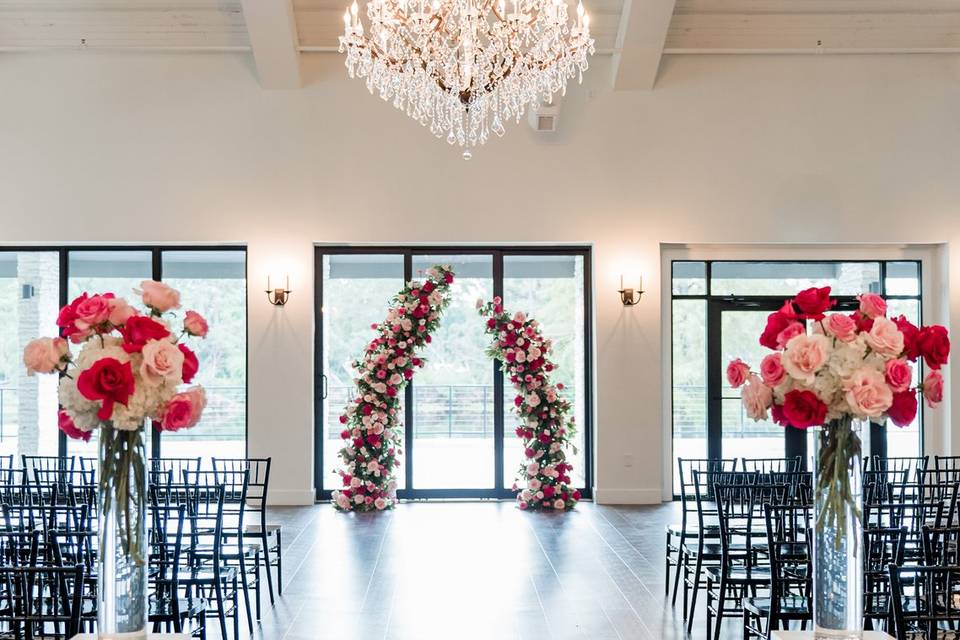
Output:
[
  {"xmin": 618, "ymin": 274, "xmax": 643, "ymax": 306},
  {"xmin": 266, "ymin": 275, "xmax": 292, "ymax": 306}
]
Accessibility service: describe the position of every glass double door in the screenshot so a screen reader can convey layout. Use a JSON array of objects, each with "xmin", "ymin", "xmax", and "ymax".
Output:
[{"xmin": 315, "ymin": 248, "xmax": 590, "ymax": 499}]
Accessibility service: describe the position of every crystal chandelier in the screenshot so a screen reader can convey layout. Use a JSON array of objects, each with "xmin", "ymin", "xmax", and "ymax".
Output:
[{"xmin": 339, "ymin": 0, "xmax": 595, "ymax": 154}]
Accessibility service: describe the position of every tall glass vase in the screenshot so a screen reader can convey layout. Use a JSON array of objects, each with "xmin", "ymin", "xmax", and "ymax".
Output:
[
  {"xmin": 812, "ymin": 417, "xmax": 867, "ymax": 639},
  {"xmin": 98, "ymin": 424, "xmax": 148, "ymax": 639}
]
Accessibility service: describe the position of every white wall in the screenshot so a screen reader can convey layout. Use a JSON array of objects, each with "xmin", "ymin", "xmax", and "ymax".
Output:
[{"xmin": 1, "ymin": 50, "xmax": 959, "ymax": 504}]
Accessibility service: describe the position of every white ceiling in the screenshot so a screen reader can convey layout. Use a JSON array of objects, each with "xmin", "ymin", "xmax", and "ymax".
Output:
[{"xmin": 1, "ymin": 0, "xmax": 958, "ymax": 85}]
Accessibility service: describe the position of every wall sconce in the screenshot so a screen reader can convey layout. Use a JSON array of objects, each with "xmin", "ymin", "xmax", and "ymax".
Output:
[
  {"xmin": 618, "ymin": 275, "xmax": 643, "ymax": 306},
  {"xmin": 266, "ymin": 275, "xmax": 291, "ymax": 306}
]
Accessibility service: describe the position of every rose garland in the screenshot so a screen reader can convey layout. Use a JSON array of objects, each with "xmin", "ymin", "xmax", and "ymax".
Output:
[
  {"xmin": 478, "ymin": 297, "xmax": 581, "ymax": 511},
  {"xmin": 332, "ymin": 265, "xmax": 455, "ymax": 512}
]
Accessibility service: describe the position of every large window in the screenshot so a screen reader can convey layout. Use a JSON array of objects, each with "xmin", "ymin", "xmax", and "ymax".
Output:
[
  {"xmin": 1, "ymin": 247, "xmax": 246, "ymax": 465},
  {"xmin": 671, "ymin": 260, "xmax": 923, "ymax": 493},
  {"xmin": 315, "ymin": 247, "xmax": 592, "ymax": 500}
]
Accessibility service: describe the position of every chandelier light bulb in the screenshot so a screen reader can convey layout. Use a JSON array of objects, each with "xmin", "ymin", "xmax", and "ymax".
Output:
[{"xmin": 339, "ymin": 0, "xmax": 595, "ymax": 150}]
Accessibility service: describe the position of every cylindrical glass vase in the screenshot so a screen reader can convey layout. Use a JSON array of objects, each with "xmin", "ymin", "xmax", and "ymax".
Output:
[
  {"xmin": 812, "ymin": 418, "xmax": 867, "ymax": 639},
  {"xmin": 98, "ymin": 424, "xmax": 148, "ymax": 639}
]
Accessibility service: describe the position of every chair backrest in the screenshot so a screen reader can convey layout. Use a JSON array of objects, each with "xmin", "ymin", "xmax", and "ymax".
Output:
[
  {"xmin": 888, "ymin": 565, "xmax": 960, "ymax": 640},
  {"xmin": 188, "ymin": 470, "xmax": 249, "ymax": 555},
  {"xmin": 152, "ymin": 457, "xmax": 202, "ymax": 484},
  {"xmin": 49, "ymin": 529, "xmax": 97, "ymax": 573},
  {"xmin": 714, "ymin": 478, "xmax": 782, "ymax": 566},
  {"xmin": 873, "ymin": 456, "xmax": 929, "ymax": 482},
  {"xmin": 678, "ymin": 459, "xmax": 737, "ymax": 526},
  {"xmin": 21, "ymin": 455, "xmax": 74, "ymax": 475},
  {"xmin": 0, "ymin": 565, "xmax": 84, "ymax": 639},
  {"xmin": 148, "ymin": 502, "xmax": 186, "ymax": 610},
  {"xmin": 921, "ymin": 525, "xmax": 960, "ymax": 565},
  {"xmin": 935, "ymin": 455, "xmax": 960, "ymax": 473},
  {"xmin": 862, "ymin": 527, "xmax": 906, "ymax": 621},
  {"xmin": 741, "ymin": 456, "xmax": 802, "ymax": 475},
  {"xmin": 213, "ymin": 457, "xmax": 271, "ymax": 519},
  {"xmin": 0, "ymin": 530, "xmax": 40, "ymax": 568},
  {"xmin": 174, "ymin": 480, "xmax": 226, "ymax": 569},
  {"xmin": 764, "ymin": 503, "xmax": 812, "ymax": 615},
  {"xmin": 0, "ymin": 454, "xmax": 15, "ymax": 486}
]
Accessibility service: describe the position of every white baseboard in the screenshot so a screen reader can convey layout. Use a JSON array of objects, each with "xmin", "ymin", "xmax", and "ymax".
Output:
[
  {"xmin": 267, "ymin": 489, "xmax": 316, "ymax": 506},
  {"xmin": 593, "ymin": 488, "xmax": 664, "ymax": 505}
]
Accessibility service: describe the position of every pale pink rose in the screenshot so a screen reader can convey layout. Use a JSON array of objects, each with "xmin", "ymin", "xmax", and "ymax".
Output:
[
  {"xmin": 741, "ymin": 375, "xmax": 774, "ymax": 421},
  {"xmin": 553, "ymin": 499, "xmax": 566, "ymax": 510},
  {"xmin": 335, "ymin": 493, "xmax": 351, "ymax": 509},
  {"xmin": 759, "ymin": 353, "xmax": 787, "ymax": 387},
  {"xmin": 782, "ymin": 334, "xmax": 831, "ymax": 385},
  {"xmin": 374, "ymin": 497, "xmax": 387, "ymax": 510},
  {"xmin": 923, "ymin": 370, "xmax": 944, "ymax": 407},
  {"xmin": 140, "ymin": 339, "xmax": 185, "ymax": 386},
  {"xmin": 107, "ymin": 298, "xmax": 137, "ymax": 326},
  {"xmin": 777, "ymin": 322, "xmax": 806, "ymax": 349},
  {"xmin": 528, "ymin": 478, "xmax": 542, "ymax": 491},
  {"xmin": 884, "ymin": 359, "xmax": 913, "ymax": 393},
  {"xmin": 137, "ymin": 280, "xmax": 181, "ymax": 313},
  {"xmin": 23, "ymin": 337, "xmax": 70, "ymax": 375},
  {"xmin": 844, "ymin": 368, "xmax": 894, "ymax": 418},
  {"xmin": 865, "ymin": 317, "xmax": 905, "ymax": 358},
  {"xmin": 354, "ymin": 494, "xmax": 364, "ymax": 505},
  {"xmin": 858, "ymin": 293, "xmax": 888, "ymax": 319},
  {"xmin": 726, "ymin": 359, "xmax": 750, "ymax": 388},
  {"xmin": 526, "ymin": 462, "xmax": 540, "ymax": 477},
  {"xmin": 73, "ymin": 295, "xmax": 112, "ymax": 331},
  {"xmin": 183, "ymin": 310, "xmax": 209, "ymax": 337},
  {"xmin": 823, "ymin": 313, "xmax": 859, "ymax": 343}
]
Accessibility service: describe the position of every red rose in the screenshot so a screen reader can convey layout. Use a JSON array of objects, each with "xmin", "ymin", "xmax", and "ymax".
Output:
[
  {"xmin": 887, "ymin": 391, "xmax": 918, "ymax": 428},
  {"xmin": 759, "ymin": 312, "xmax": 793, "ymax": 350},
  {"xmin": 444, "ymin": 272, "xmax": 454, "ymax": 284},
  {"xmin": 58, "ymin": 410, "xmax": 90, "ymax": 442},
  {"xmin": 852, "ymin": 312, "xmax": 874, "ymax": 333},
  {"xmin": 917, "ymin": 325, "xmax": 950, "ymax": 370},
  {"xmin": 780, "ymin": 390, "xmax": 827, "ymax": 429},
  {"xmin": 120, "ymin": 315, "xmax": 171, "ymax": 353},
  {"xmin": 178, "ymin": 344, "xmax": 199, "ymax": 383},
  {"xmin": 892, "ymin": 315, "xmax": 921, "ymax": 361},
  {"xmin": 76, "ymin": 357, "xmax": 135, "ymax": 421},
  {"xmin": 793, "ymin": 286, "xmax": 834, "ymax": 319}
]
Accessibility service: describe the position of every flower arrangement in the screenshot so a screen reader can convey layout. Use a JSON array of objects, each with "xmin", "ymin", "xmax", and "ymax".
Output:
[
  {"xmin": 23, "ymin": 280, "xmax": 208, "ymax": 561},
  {"xmin": 478, "ymin": 297, "xmax": 581, "ymax": 511},
  {"xmin": 727, "ymin": 287, "xmax": 948, "ymax": 534},
  {"xmin": 332, "ymin": 265, "xmax": 455, "ymax": 512}
]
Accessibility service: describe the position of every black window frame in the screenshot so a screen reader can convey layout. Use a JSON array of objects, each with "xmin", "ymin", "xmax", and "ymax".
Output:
[
  {"xmin": 670, "ymin": 258, "xmax": 924, "ymax": 496},
  {"xmin": 0, "ymin": 245, "xmax": 248, "ymax": 460},
  {"xmin": 314, "ymin": 245, "xmax": 594, "ymax": 501}
]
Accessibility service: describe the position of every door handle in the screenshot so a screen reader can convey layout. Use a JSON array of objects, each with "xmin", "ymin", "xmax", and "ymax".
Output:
[{"xmin": 322, "ymin": 374, "xmax": 329, "ymax": 400}]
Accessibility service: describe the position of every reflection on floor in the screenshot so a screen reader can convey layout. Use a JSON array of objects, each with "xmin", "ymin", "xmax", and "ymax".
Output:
[{"xmin": 231, "ymin": 500, "xmax": 749, "ymax": 640}]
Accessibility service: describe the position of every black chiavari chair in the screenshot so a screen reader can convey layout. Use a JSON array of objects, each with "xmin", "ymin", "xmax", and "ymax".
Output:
[
  {"xmin": 152, "ymin": 458, "xmax": 201, "ymax": 485},
  {"xmin": 873, "ymin": 456, "xmax": 929, "ymax": 483},
  {"xmin": 148, "ymin": 502, "xmax": 206, "ymax": 638},
  {"xmin": 0, "ymin": 455, "xmax": 15, "ymax": 486},
  {"xmin": 888, "ymin": 565, "xmax": 960, "ymax": 640},
  {"xmin": 0, "ymin": 565, "xmax": 84, "ymax": 640},
  {"xmin": 862, "ymin": 526, "xmax": 907, "ymax": 632},
  {"xmin": 741, "ymin": 456, "xmax": 802, "ymax": 476}
]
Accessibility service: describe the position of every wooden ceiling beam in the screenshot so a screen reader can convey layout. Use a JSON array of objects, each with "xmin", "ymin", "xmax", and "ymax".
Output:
[
  {"xmin": 240, "ymin": 0, "xmax": 302, "ymax": 88},
  {"xmin": 610, "ymin": 0, "xmax": 677, "ymax": 90}
]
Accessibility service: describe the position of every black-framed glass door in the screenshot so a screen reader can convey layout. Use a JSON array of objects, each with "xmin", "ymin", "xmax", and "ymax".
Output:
[{"xmin": 314, "ymin": 246, "xmax": 593, "ymax": 501}]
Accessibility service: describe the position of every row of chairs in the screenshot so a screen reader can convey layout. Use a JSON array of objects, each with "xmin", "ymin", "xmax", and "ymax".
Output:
[
  {"xmin": 666, "ymin": 456, "xmax": 960, "ymax": 640},
  {"xmin": 0, "ymin": 455, "xmax": 285, "ymax": 640}
]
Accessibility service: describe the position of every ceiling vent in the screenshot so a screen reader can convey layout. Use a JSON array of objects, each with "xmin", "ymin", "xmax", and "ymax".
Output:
[{"xmin": 528, "ymin": 97, "xmax": 561, "ymax": 133}]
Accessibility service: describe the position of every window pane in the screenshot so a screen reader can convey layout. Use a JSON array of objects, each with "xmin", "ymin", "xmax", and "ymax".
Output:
[
  {"xmin": 160, "ymin": 251, "xmax": 247, "ymax": 462},
  {"xmin": 886, "ymin": 262, "xmax": 920, "ymax": 296},
  {"xmin": 67, "ymin": 251, "xmax": 153, "ymax": 461},
  {"xmin": 672, "ymin": 299, "xmax": 706, "ymax": 492},
  {"xmin": 0, "ymin": 252, "xmax": 61, "ymax": 461},
  {"xmin": 720, "ymin": 310, "xmax": 784, "ymax": 459},
  {"xmin": 411, "ymin": 254, "xmax": 494, "ymax": 489},
  {"xmin": 711, "ymin": 262, "xmax": 881, "ymax": 296},
  {"xmin": 322, "ymin": 254, "xmax": 405, "ymax": 490},
  {"xmin": 886, "ymin": 298, "xmax": 922, "ymax": 458},
  {"xmin": 672, "ymin": 261, "xmax": 706, "ymax": 296},
  {"xmin": 503, "ymin": 254, "xmax": 586, "ymax": 489}
]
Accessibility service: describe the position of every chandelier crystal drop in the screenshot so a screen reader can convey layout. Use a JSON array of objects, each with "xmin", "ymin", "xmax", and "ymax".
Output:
[{"xmin": 339, "ymin": 0, "xmax": 595, "ymax": 149}]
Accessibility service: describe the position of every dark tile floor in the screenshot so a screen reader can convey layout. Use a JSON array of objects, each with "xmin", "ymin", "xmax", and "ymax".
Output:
[{"xmin": 237, "ymin": 501, "xmax": 736, "ymax": 640}]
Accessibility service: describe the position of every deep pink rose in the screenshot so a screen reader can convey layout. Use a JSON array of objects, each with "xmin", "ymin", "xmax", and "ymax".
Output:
[
  {"xmin": 760, "ymin": 353, "xmax": 787, "ymax": 386},
  {"xmin": 781, "ymin": 390, "xmax": 828, "ymax": 429},
  {"xmin": 777, "ymin": 322, "xmax": 806, "ymax": 349},
  {"xmin": 884, "ymin": 359, "xmax": 913, "ymax": 393},
  {"xmin": 726, "ymin": 359, "xmax": 750, "ymax": 388},
  {"xmin": 73, "ymin": 294, "xmax": 112, "ymax": 331},
  {"xmin": 178, "ymin": 344, "xmax": 199, "ymax": 384},
  {"xmin": 76, "ymin": 357, "xmax": 135, "ymax": 421},
  {"xmin": 858, "ymin": 293, "xmax": 887, "ymax": 319},
  {"xmin": 793, "ymin": 287, "xmax": 834, "ymax": 319},
  {"xmin": 57, "ymin": 294, "xmax": 93, "ymax": 343},
  {"xmin": 120, "ymin": 315, "xmax": 171, "ymax": 353},
  {"xmin": 917, "ymin": 325, "xmax": 950, "ymax": 370},
  {"xmin": 759, "ymin": 311, "xmax": 793, "ymax": 350},
  {"xmin": 58, "ymin": 410, "xmax": 90, "ymax": 442},
  {"xmin": 158, "ymin": 386, "xmax": 206, "ymax": 432},
  {"xmin": 923, "ymin": 370, "xmax": 944, "ymax": 407},
  {"xmin": 892, "ymin": 315, "xmax": 921, "ymax": 361},
  {"xmin": 887, "ymin": 391, "xmax": 918, "ymax": 428}
]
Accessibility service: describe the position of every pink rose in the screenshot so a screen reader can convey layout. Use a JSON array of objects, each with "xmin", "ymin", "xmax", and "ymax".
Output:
[
  {"xmin": 844, "ymin": 368, "xmax": 894, "ymax": 419},
  {"xmin": 157, "ymin": 386, "xmax": 206, "ymax": 431},
  {"xmin": 865, "ymin": 316, "xmax": 905, "ymax": 358},
  {"xmin": 137, "ymin": 280, "xmax": 181, "ymax": 313},
  {"xmin": 374, "ymin": 497, "xmax": 387, "ymax": 510},
  {"xmin": 183, "ymin": 310, "xmax": 209, "ymax": 338},
  {"xmin": 777, "ymin": 322, "xmax": 806, "ymax": 349},
  {"xmin": 923, "ymin": 370, "xmax": 944, "ymax": 408},
  {"xmin": 884, "ymin": 359, "xmax": 913, "ymax": 393},
  {"xmin": 759, "ymin": 353, "xmax": 787, "ymax": 387},
  {"xmin": 858, "ymin": 293, "xmax": 888, "ymax": 319},
  {"xmin": 726, "ymin": 359, "xmax": 750, "ymax": 388},
  {"xmin": 58, "ymin": 410, "xmax": 91, "ymax": 442},
  {"xmin": 73, "ymin": 294, "xmax": 112, "ymax": 331},
  {"xmin": 741, "ymin": 375, "xmax": 773, "ymax": 421},
  {"xmin": 782, "ymin": 334, "xmax": 831, "ymax": 385},
  {"xmin": 107, "ymin": 297, "xmax": 137, "ymax": 326},
  {"xmin": 140, "ymin": 339, "xmax": 185, "ymax": 386},
  {"xmin": 23, "ymin": 337, "xmax": 69, "ymax": 375},
  {"xmin": 823, "ymin": 313, "xmax": 858, "ymax": 343}
]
